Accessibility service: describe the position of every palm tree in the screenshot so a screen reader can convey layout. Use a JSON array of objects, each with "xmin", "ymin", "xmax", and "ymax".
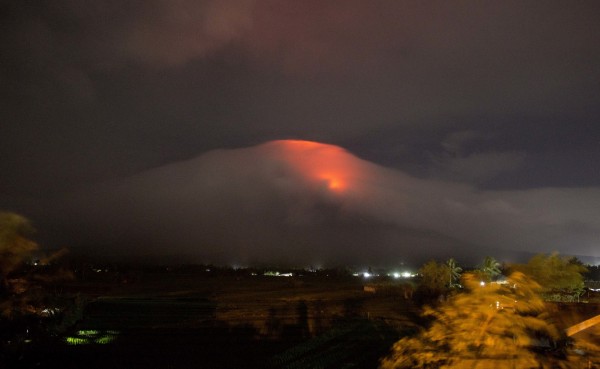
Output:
[
  {"xmin": 480, "ymin": 256, "xmax": 501, "ymax": 282},
  {"xmin": 446, "ymin": 258, "xmax": 462, "ymax": 287}
]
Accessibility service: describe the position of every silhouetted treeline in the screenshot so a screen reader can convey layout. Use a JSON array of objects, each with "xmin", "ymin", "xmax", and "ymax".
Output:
[{"xmin": 584, "ymin": 264, "xmax": 600, "ymax": 280}]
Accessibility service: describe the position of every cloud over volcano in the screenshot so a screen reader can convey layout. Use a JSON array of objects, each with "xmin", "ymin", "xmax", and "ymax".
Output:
[{"xmin": 48, "ymin": 140, "xmax": 600, "ymax": 266}]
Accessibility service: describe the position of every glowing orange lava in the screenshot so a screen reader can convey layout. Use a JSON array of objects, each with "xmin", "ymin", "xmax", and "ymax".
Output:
[
  {"xmin": 268, "ymin": 140, "xmax": 365, "ymax": 194},
  {"xmin": 324, "ymin": 176, "xmax": 343, "ymax": 190}
]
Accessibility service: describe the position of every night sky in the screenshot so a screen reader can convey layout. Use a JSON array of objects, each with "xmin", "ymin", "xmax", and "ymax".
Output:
[{"xmin": 2, "ymin": 1, "xmax": 600, "ymax": 266}]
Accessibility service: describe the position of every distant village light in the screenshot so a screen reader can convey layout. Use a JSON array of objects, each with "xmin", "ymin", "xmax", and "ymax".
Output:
[{"xmin": 263, "ymin": 271, "xmax": 293, "ymax": 277}]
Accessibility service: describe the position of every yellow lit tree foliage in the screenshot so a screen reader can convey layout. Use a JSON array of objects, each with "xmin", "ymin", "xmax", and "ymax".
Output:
[{"xmin": 380, "ymin": 272, "xmax": 565, "ymax": 369}]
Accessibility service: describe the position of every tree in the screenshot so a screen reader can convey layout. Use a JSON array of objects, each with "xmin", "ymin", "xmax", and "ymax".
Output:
[
  {"xmin": 1, "ymin": 211, "xmax": 41, "ymax": 317},
  {"xmin": 585, "ymin": 264, "xmax": 600, "ymax": 281},
  {"xmin": 0, "ymin": 211, "xmax": 38, "ymax": 286},
  {"xmin": 446, "ymin": 258, "xmax": 462, "ymax": 288},
  {"xmin": 0, "ymin": 211, "xmax": 72, "ymax": 327},
  {"xmin": 511, "ymin": 253, "xmax": 587, "ymax": 302},
  {"xmin": 381, "ymin": 272, "xmax": 564, "ymax": 369},
  {"xmin": 1, "ymin": 211, "xmax": 78, "ymax": 367},
  {"xmin": 479, "ymin": 256, "xmax": 501, "ymax": 282},
  {"xmin": 418, "ymin": 260, "xmax": 450, "ymax": 297}
]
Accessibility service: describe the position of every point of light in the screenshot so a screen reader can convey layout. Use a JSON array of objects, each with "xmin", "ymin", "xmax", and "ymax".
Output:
[
  {"xmin": 320, "ymin": 174, "xmax": 346, "ymax": 191},
  {"xmin": 326, "ymin": 178, "xmax": 343, "ymax": 190}
]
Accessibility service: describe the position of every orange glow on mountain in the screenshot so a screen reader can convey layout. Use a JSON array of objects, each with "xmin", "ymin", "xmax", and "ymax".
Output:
[
  {"xmin": 323, "ymin": 175, "xmax": 343, "ymax": 190},
  {"xmin": 267, "ymin": 140, "xmax": 366, "ymax": 194}
]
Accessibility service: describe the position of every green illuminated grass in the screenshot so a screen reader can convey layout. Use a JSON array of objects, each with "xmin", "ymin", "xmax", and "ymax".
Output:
[{"xmin": 64, "ymin": 330, "xmax": 119, "ymax": 345}]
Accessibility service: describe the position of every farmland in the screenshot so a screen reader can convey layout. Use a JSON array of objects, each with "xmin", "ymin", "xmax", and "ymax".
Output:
[
  {"xmin": 13, "ymin": 267, "xmax": 418, "ymax": 369},
  {"xmin": 9, "ymin": 265, "xmax": 600, "ymax": 368}
]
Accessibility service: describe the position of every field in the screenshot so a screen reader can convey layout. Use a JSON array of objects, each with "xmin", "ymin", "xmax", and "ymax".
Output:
[
  {"xmin": 14, "ymin": 268, "xmax": 419, "ymax": 369},
  {"xmin": 10, "ymin": 267, "xmax": 600, "ymax": 368}
]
